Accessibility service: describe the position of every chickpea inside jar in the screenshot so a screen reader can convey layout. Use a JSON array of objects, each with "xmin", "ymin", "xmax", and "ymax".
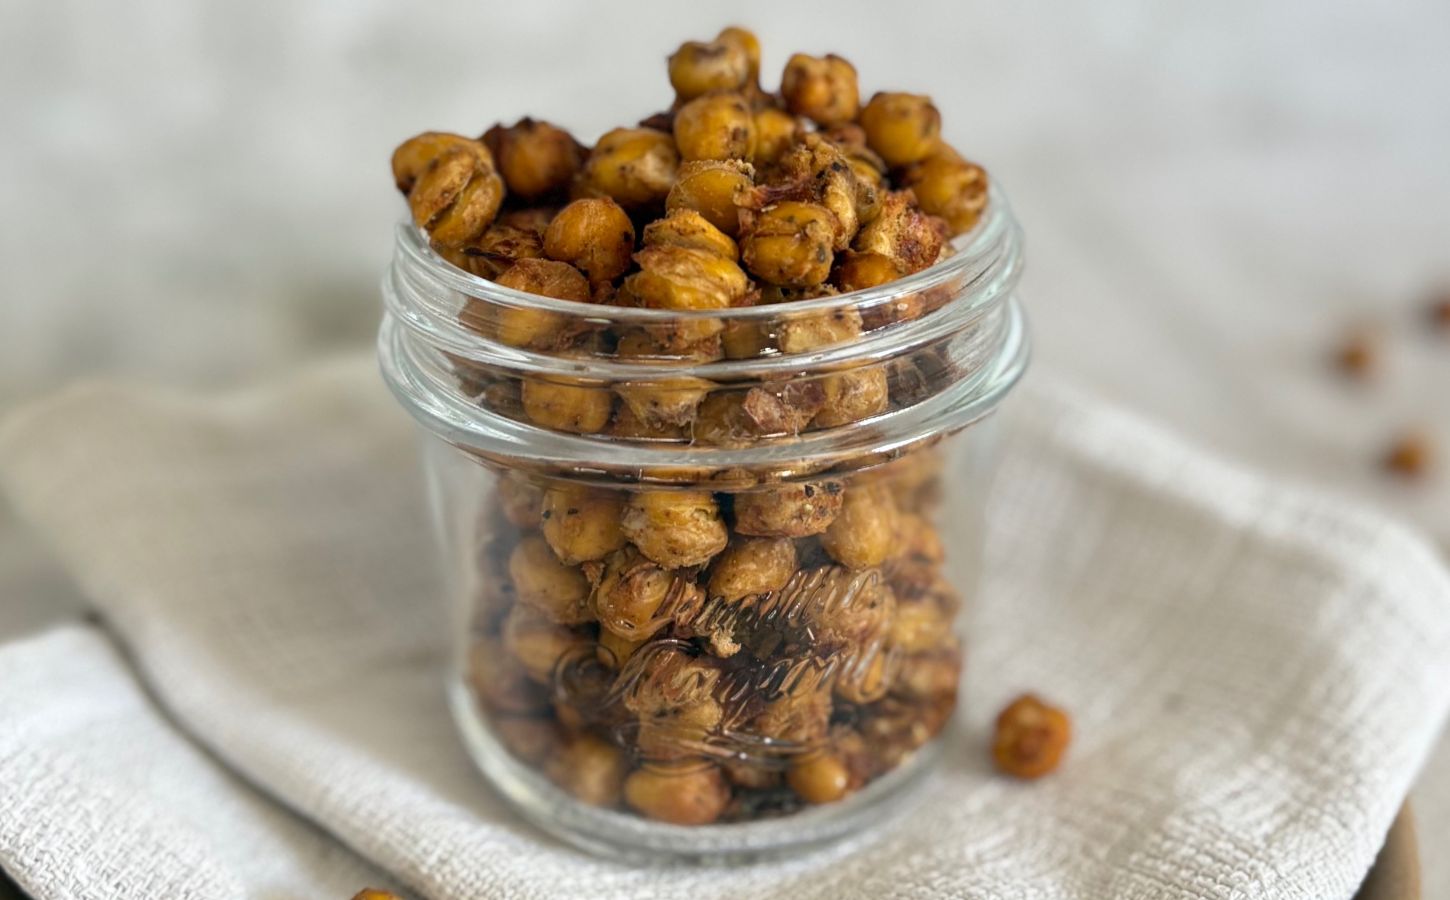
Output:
[{"xmin": 379, "ymin": 26, "xmax": 1028, "ymax": 862}]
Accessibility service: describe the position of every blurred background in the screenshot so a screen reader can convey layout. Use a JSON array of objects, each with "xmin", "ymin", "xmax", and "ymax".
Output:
[{"xmin": 1, "ymin": 0, "xmax": 1447, "ymax": 870}]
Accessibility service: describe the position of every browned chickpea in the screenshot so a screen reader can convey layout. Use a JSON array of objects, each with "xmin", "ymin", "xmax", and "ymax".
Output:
[
  {"xmin": 993, "ymin": 694, "xmax": 1072, "ymax": 780},
  {"xmin": 780, "ymin": 53, "xmax": 859, "ymax": 127},
  {"xmin": 624, "ymin": 648, "xmax": 724, "ymax": 759},
  {"xmin": 597, "ymin": 628, "xmax": 646, "ymax": 668},
  {"xmin": 621, "ymin": 490, "xmax": 728, "ymax": 568},
  {"xmin": 545, "ymin": 733, "xmax": 627, "ymax": 807},
  {"xmin": 493, "ymin": 713, "xmax": 560, "ymax": 760},
  {"xmin": 814, "ymin": 366, "xmax": 890, "ymax": 428},
  {"xmin": 715, "ymin": 26, "xmax": 761, "ymax": 82},
  {"xmin": 483, "ymin": 258, "xmax": 591, "ymax": 350},
  {"xmin": 467, "ymin": 636, "xmax": 549, "ymax": 713},
  {"xmin": 626, "ymin": 245, "xmax": 750, "ymax": 312},
  {"xmin": 723, "ymin": 759, "xmax": 781, "ymax": 790},
  {"xmin": 352, "ymin": 890, "xmax": 405, "ymax": 900},
  {"xmin": 754, "ymin": 680, "xmax": 832, "ymax": 746},
  {"xmin": 668, "ymin": 38, "xmax": 751, "ymax": 101},
  {"xmin": 821, "ymin": 485, "xmax": 900, "ymax": 569},
  {"xmin": 859, "ymin": 92, "xmax": 942, "ymax": 168},
  {"xmin": 740, "ymin": 201, "xmax": 838, "ymax": 287},
  {"xmin": 391, "ymin": 132, "xmax": 506, "ymax": 249},
  {"xmin": 707, "ymin": 537, "xmax": 797, "ymax": 600},
  {"xmin": 501, "ymin": 603, "xmax": 590, "ymax": 682},
  {"xmin": 733, "ymin": 480, "xmax": 843, "ymax": 537},
  {"xmin": 577, "ymin": 127, "xmax": 678, "ymax": 207},
  {"xmin": 482, "ymin": 117, "xmax": 582, "ymax": 200},
  {"xmin": 606, "ymin": 403, "xmax": 690, "ymax": 441},
  {"xmin": 497, "ymin": 474, "xmax": 543, "ymax": 528},
  {"xmin": 769, "ymin": 133, "xmax": 879, "ymax": 248},
  {"xmin": 852, "ymin": 190, "xmax": 944, "ymax": 276},
  {"xmin": 690, "ymin": 391, "xmax": 768, "ymax": 448},
  {"xmin": 666, "ymin": 159, "xmax": 755, "ymax": 237},
  {"xmin": 720, "ymin": 319, "xmax": 774, "ymax": 359},
  {"xmin": 833, "ymin": 250, "xmax": 902, "ymax": 292},
  {"xmin": 804, "ymin": 565, "xmax": 898, "ymax": 653},
  {"xmin": 900, "ymin": 148, "xmax": 989, "ymax": 236},
  {"xmin": 509, "ymin": 534, "xmax": 593, "ymax": 624},
  {"xmin": 642, "ymin": 209, "xmax": 738, "ymax": 260},
  {"xmin": 459, "ymin": 222, "xmax": 546, "ymax": 279},
  {"xmin": 740, "ymin": 380, "xmax": 827, "ymax": 436},
  {"xmin": 752, "ymin": 106, "xmax": 802, "ymax": 167},
  {"xmin": 777, "ymin": 306, "xmax": 862, "ymax": 354},
  {"xmin": 835, "ymin": 649, "xmax": 891, "ymax": 704},
  {"xmin": 890, "ymin": 598, "xmax": 951, "ymax": 653},
  {"xmin": 594, "ymin": 545, "xmax": 689, "ymax": 640},
  {"xmin": 520, "ymin": 376, "xmax": 613, "ymax": 434},
  {"xmin": 674, "ymin": 92, "xmax": 756, "ymax": 161},
  {"xmin": 613, "ymin": 368, "xmax": 713, "ymax": 431},
  {"xmin": 498, "ymin": 205, "xmax": 558, "ymax": 235},
  {"xmin": 787, "ymin": 752, "xmax": 851, "ymax": 804},
  {"xmin": 540, "ymin": 485, "xmax": 627, "ymax": 564},
  {"xmin": 894, "ymin": 647, "xmax": 961, "ymax": 701},
  {"xmin": 624, "ymin": 761, "xmax": 731, "ymax": 824},
  {"xmin": 543, "ymin": 198, "xmax": 635, "ymax": 285}
]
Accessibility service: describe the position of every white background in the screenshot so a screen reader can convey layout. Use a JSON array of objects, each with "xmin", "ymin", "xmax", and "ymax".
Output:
[{"xmin": 1, "ymin": 0, "xmax": 1447, "ymax": 892}]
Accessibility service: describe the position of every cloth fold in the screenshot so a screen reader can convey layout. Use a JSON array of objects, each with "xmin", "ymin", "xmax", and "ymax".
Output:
[{"xmin": 1, "ymin": 355, "xmax": 1447, "ymax": 900}]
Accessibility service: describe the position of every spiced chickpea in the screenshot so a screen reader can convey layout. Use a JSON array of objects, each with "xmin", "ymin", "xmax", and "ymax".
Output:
[
  {"xmin": 542, "ymin": 198, "xmax": 635, "ymax": 285},
  {"xmin": 483, "ymin": 258, "xmax": 591, "ymax": 350},
  {"xmin": 461, "ymin": 223, "xmax": 546, "ymax": 279},
  {"xmin": 716, "ymin": 26, "xmax": 761, "ymax": 82},
  {"xmin": 642, "ymin": 208, "xmax": 738, "ymax": 260},
  {"xmin": 777, "ymin": 306, "xmax": 862, "ymax": 354},
  {"xmin": 501, "ymin": 603, "xmax": 590, "ymax": 682},
  {"xmin": 520, "ymin": 377, "xmax": 613, "ymax": 434},
  {"xmin": 391, "ymin": 132, "xmax": 506, "ymax": 249},
  {"xmin": 624, "ymin": 761, "xmax": 731, "ymax": 825},
  {"xmin": 577, "ymin": 127, "xmax": 678, "ymax": 207},
  {"xmin": 901, "ymin": 148, "xmax": 989, "ymax": 236},
  {"xmin": 498, "ymin": 206, "xmax": 557, "ymax": 235},
  {"xmin": 593, "ymin": 546, "xmax": 682, "ymax": 640},
  {"xmin": 540, "ymin": 486, "xmax": 627, "ymax": 565},
  {"xmin": 752, "ymin": 106, "xmax": 801, "ymax": 168},
  {"xmin": 666, "ymin": 159, "xmax": 755, "ymax": 237},
  {"xmin": 740, "ymin": 201, "xmax": 838, "ymax": 287},
  {"xmin": 545, "ymin": 733, "xmax": 627, "ymax": 807},
  {"xmin": 597, "ymin": 628, "xmax": 646, "ymax": 668},
  {"xmin": 509, "ymin": 534, "xmax": 593, "ymax": 624},
  {"xmin": 612, "ymin": 339, "xmax": 714, "ymax": 429},
  {"xmin": 708, "ymin": 537, "xmax": 797, "ymax": 600},
  {"xmin": 770, "ymin": 136, "xmax": 879, "ymax": 249},
  {"xmin": 674, "ymin": 92, "xmax": 756, "ymax": 161},
  {"xmin": 482, "ymin": 118, "xmax": 582, "ymax": 200},
  {"xmin": 720, "ymin": 318, "xmax": 774, "ymax": 359},
  {"xmin": 992, "ymin": 694, "xmax": 1072, "ymax": 779},
  {"xmin": 733, "ymin": 480, "xmax": 843, "ymax": 538},
  {"xmin": 621, "ymin": 490, "xmax": 728, "ymax": 568},
  {"xmin": 668, "ymin": 38, "xmax": 752, "ymax": 102},
  {"xmin": 822, "ymin": 485, "xmax": 900, "ymax": 569},
  {"xmin": 859, "ymin": 92, "xmax": 942, "ymax": 168},
  {"xmin": 690, "ymin": 392, "xmax": 760, "ymax": 448},
  {"xmin": 627, "ymin": 245, "xmax": 750, "ymax": 313},
  {"xmin": 754, "ymin": 680, "xmax": 832, "ymax": 746},
  {"xmin": 853, "ymin": 190, "xmax": 944, "ymax": 275},
  {"xmin": 625, "ymin": 649, "xmax": 724, "ymax": 760},
  {"xmin": 788, "ymin": 751, "xmax": 851, "ymax": 804},
  {"xmin": 780, "ymin": 53, "xmax": 860, "ymax": 127},
  {"xmin": 606, "ymin": 404, "xmax": 690, "ymax": 441},
  {"xmin": 814, "ymin": 365, "xmax": 890, "ymax": 428},
  {"xmin": 890, "ymin": 599, "xmax": 951, "ymax": 654}
]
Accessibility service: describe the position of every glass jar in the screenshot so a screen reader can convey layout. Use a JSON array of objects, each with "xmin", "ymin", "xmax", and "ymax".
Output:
[{"xmin": 378, "ymin": 185, "xmax": 1027, "ymax": 863}]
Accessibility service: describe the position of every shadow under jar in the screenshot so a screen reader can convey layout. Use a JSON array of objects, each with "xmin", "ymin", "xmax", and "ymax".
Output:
[{"xmin": 378, "ymin": 184, "xmax": 1027, "ymax": 863}]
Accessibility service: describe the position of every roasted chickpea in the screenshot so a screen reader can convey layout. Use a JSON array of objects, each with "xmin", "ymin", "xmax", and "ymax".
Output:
[
  {"xmin": 625, "ymin": 649, "xmax": 724, "ymax": 759},
  {"xmin": 859, "ymin": 92, "xmax": 942, "ymax": 168},
  {"xmin": 821, "ymin": 484, "xmax": 900, "ymax": 569},
  {"xmin": 890, "ymin": 598, "xmax": 951, "ymax": 653},
  {"xmin": 578, "ymin": 127, "xmax": 678, "ymax": 207},
  {"xmin": 853, "ymin": 190, "xmax": 944, "ymax": 276},
  {"xmin": 754, "ymin": 680, "xmax": 832, "ymax": 746},
  {"xmin": 788, "ymin": 752, "xmax": 851, "ymax": 804},
  {"xmin": 481, "ymin": 258, "xmax": 591, "ymax": 350},
  {"xmin": 624, "ymin": 761, "xmax": 731, "ymax": 824},
  {"xmin": 352, "ymin": 891, "xmax": 405, "ymax": 900},
  {"xmin": 593, "ymin": 545, "xmax": 698, "ymax": 641},
  {"xmin": 509, "ymin": 534, "xmax": 593, "ymax": 623},
  {"xmin": 613, "ymin": 348, "xmax": 713, "ymax": 430},
  {"xmin": 482, "ymin": 117, "xmax": 582, "ymax": 200},
  {"xmin": 723, "ymin": 759, "xmax": 781, "ymax": 790},
  {"xmin": 668, "ymin": 38, "xmax": 752, "ymax": 101},
  {"xmin": 467, "ymin": 636, "xmax": 549, "ymax": 713},
  {"xmin": 780, "ymin": 53, "xmax": 859, "ymax": 127},
  {"xmin": 715, "ymin": 26, "xmax": 761, "ymax": 82},
  {"xmin": 498, "ymin": 205, "xmax": 558, "ymax": 235},
  {"xmin": 540, "ymin": 486, "xmax": 627, "ymax": 565},
  {"xmin": 391, "ymin": 132, "xmax": 506, "ymax": 249},
  {"xmin": 894, "ymin": 647, "xmax": 961, "ymax": 701},
  {"xmin": 740, "ymin": 201, "xmax": 838, "ymax": 287},
  {"xmin": 493, "ymin": 714, "xmax": 561, "ymax": 761},
  {"xmin": 804, "ymin": 565, "xmax": 898, "ymax": 653},
  {"xmin": 770, "ymin": 135, "xmax": 879, "ymax": 249},
  {"xmin": 752, "ymin": 106, "xmax": 801, "ymax": 167},
  {"xmin": 545, "ymin": 733, "xmax": 627, "ymax": 807},
  {"xmin": 497, "ymin": 474, "xmax": 543, "ymax": 528},
  {"xmin": 597, "ymin": 628, "xmax": 647, "ymax": 668},
  {"xmin": 689, "ymin": 391, "xmax": 759, "ymax": 448},
  {"xmin": 708, "ymin": 537, "xmax": 797, "ymax": 600},
  {"xmin": 833, "ymin": 250, "xmax": 902, "ymax": 292},
  {"xmin": 642, "ymin": 209, "xmax": 738, "ymax": 260},
  {"xmin": 814, "ymin": 365, "xmax": 890, "ymax": 428},
  {"xmin": 543, "ymin": 198, "xmax": 635, "ymax": 285},
  {"xmin": 720, "ymin": 319, "xmax": 774, "ymax": 359},
  {"xmin": 835, "ymin": 649, "xmax": 892, "ymax": 704},
  {"xmin": 992, "ymin": 694, "xmax": 1072, "ymax": 779},
  {"xmin": 674, "ymin": 92, "xmax": 756, "ymax": 161},
  {"xmin": 777, "ymin": 306, "xmax": 862, "ymax": 354},
  {"xmin": 666, "ymin": 159, "xmax": 755, "ymax": 237},
  {"xmin": 896, "ymin": 513, "xmax": 945, "ymax": 567},
  {"xmin": 502, "ymin": 603, "xmax": 589, "ymax": 682},
  {"xmin": 520, "ymin": 376, "xmax": 613, "ymax": 434},
  {"xmin": 626, "ymin": 245, "xmax": 750, "ymax": 312},
  {"xmin": 606, "ymin": 403, "xmax": 690, "ymax": 441},
  {"xmin": 900, "ymin": 149, "xmax": 989, "ymax": 236},
  {"xmin": 740, "ymin": 380, "xmax": 826, "ymax": 435},
  {"xmin": 621, "ymin": 490, "xmax": 728, "ymax": 568},
  {"xmin": 459, "ymin": 222, "xmax": 546, "ymax": 279},
  {"xmin": 733, "ymin": 480, "xmax": 843, "ymax": 537}
]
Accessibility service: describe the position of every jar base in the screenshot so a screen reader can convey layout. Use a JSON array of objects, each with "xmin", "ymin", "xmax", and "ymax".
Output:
[{"xmin": 447, "ymin": 681, "xmax": 944, "ymax": 865}]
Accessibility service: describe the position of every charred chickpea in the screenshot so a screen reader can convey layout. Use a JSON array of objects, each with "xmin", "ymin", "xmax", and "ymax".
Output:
[
  {"xmin": 853, "ymin": 190, "xmax": 945, "ymax": 275},
  {"xmin": 733, "ymin": 480, "xmax": 844, "ymax": 538},
  {"xmin": 474, "ymin": 257, "xmax": 591, "ymax": 350},
  {"xmin": 621, "ymin": 490, "xmax": 729, "ymax": 568},
  {"xmin": 545, "ymin": 733, "xmax": 628, "ymax": 807},
  {"xmin": 740, "ymin": 201, "xmax": 839, "ymax": 287},
  {"xmin": 624, "ymin": 761, "xmax": 731, "ymax": 824},
  {"xmin": 674, "ymin": 92, "xmax": 756, "ymax": 161},
  {"xmin": 992, "ymin": 694, "xmax": 1072, "ymax": 779},
  {"xmin": 788, "ymin": 751, "xmax": 852, "ymax": 804},
  {"xmin": 666, "ymin": 159, "xmax": 756, "ymax": 238},
  {"xmin": 391, "ymin": 132, "xmax": 505, "ymax": 249},
  {"xmin": 482, "ymin": 117, "xmax": 582, "ymax": 200},
  {"xmin": 509, "ymin": 534, "xmax": 594, "ymax": 624},
  {"xmin": 707, "ymin": 537, "xmax": 797, "ymax": 600},
  {"xmin": 668, "ymin": 37, "xmax": 752, "ymax": 102},
  {"xmin": 613, "ymin": 329, "xmax": 714, "ymax": 428},
  {"xmin": 540, "ymin": 485, "xmax": 627, "ymax": 564},
  {"xmin": 577, "ymin": 127, "xmax": 678, "ymax": 207},
  {"xmin": 501, "ymin": 603, "xmax": 590, "ymax": 682},
  {"xmin": 780, "ymin": 53, "xmax": 860, "ymax": 126},
  {"xmin": 901, "ymin": 148, "xmax": 989, "ymax": 236},
  {"xmin": 542, "ymin": 197, "xmax": 636, "ymax": 285},
  {"xmin": 859, "ymin": 91, "xmax": 942, "ymax": 168},
  {"xmin": 822, "ymin": 484, "xmax": 901, "ymax": 569},
  {"xmin": 520, "ymin": 375, "xmax": 614, "ymax": 434},
  {"xmin": 642, "ymin": 208, "xmax": 738, "ymax": 259}
]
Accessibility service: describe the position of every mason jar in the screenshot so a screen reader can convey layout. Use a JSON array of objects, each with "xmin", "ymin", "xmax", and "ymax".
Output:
[{"xmin": 377, "ymin": 185, "xmax": 1027, "ymax": 862}]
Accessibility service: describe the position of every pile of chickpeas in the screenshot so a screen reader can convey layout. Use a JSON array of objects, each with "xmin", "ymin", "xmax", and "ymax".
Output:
[{"xmin": 392, "ymin": 27, "xmax": 988, "ymax": 825}]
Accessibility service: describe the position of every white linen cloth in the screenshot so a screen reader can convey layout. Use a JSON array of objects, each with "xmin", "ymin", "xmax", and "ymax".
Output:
[{"xmin": 1, "ymin": 356, "xmax": 1447, "ymax": 900}]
